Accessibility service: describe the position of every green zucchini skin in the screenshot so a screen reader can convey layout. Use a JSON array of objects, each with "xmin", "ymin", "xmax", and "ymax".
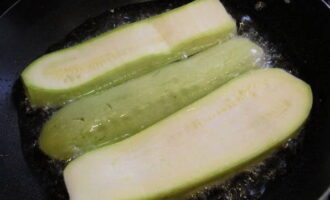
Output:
[
  {"xmin": 39, "ymin": 38, "xmax": 264, "ymax": 160},
  {"xmin": 21, "ymin": 0, "xmax": 236, "ymax": 107},
  {"xmin": 64, "ymin": 68, "xmax": 312, "ymax": 200}
]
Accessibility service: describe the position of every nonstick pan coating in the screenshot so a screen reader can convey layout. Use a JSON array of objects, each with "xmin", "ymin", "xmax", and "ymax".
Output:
[{"xmin": 0, "ymin": 0, "xmax": 329, "ymax": 200}]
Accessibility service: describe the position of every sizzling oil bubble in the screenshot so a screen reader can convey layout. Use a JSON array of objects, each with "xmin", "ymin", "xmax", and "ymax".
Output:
[
  {"xmin": 254, "ymin": 1, "xmax": 266, "ymax": 11},
  {"xmin": 181, "ymin": 53, "xmax": 189, "ymax": 59},
  {"xmin": 238, "ymin": 15, "xmax": 291, "ymax": 71}
]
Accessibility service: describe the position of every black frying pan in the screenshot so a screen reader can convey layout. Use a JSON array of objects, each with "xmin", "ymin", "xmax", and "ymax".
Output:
[{"xmin": 0, "ymin": 0, "xmax": 330, "ymax": 199}]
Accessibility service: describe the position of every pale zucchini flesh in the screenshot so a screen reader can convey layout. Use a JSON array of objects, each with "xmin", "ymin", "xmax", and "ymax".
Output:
[
  {"xmin": 64, "ymin": 68, "xmax": 312, "ymax": 200},
  {"xmin": 22, "ymin": 0, "xmax": 236, "ymax": 107},
  {"xmin": 39, "ymin": 38, "xmax": 264, "ymax": 160}
]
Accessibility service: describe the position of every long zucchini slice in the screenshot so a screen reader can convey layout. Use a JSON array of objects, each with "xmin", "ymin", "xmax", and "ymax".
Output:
[
  {"xmin": 64, "ymin": 68, "xmax": 312, "ymax": 200},
  {"xmin": 22, "ymin": 0, "xmax": 236, "ymax": 107},
  {"xmin": 39, "ymin": 38, "xmax": 264, "ymax": 160}
]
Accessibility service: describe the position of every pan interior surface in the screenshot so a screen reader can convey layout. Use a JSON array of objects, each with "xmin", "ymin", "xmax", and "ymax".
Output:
[{"xmin": 0, "ymin": 0, "xmax": 329, "ymax": 200}]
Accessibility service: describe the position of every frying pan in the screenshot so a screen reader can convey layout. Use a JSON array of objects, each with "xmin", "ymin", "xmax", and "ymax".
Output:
[{"xmin": 0, "ymin": 0, "xmax": 329, "ymax": 199}]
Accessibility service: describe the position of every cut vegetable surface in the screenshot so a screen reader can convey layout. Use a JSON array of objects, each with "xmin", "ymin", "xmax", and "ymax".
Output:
[
  {"xmin": 64, "ymin": 68, "xmax": 312, "ymax": 200},
  {"xmin": 39, "ymin": 38, "xmax": 264, "ymax": 160},
  {"xmin": 22, "ymin": 0, "xmax": 236, "ymax": 107}
]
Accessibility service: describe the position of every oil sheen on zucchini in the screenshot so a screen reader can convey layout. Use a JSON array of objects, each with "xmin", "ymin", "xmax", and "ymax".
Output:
[
  {"xmin": 64, "ymin": 68, "xmax": 312, "ymax": 200},
  {"xmin": 39, "ymin": 38, "xmax": 264, "ymax": 160},
  {"xmin": 22, "ymin": 0, "xmax": 236, "ymax": 107}
]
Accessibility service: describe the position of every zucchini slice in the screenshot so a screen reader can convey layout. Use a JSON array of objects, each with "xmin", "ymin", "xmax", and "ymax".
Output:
[
  {"xmin": 22, "ymin": 0, "xmax": 236, "ymax": 107},
  {"xmin": 64, "ymin": 68, "xmax": 312, "ymax": 200},
  {"xmin": 39, "ymin": 38, "xmax": 264, "ymax": 160}
]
